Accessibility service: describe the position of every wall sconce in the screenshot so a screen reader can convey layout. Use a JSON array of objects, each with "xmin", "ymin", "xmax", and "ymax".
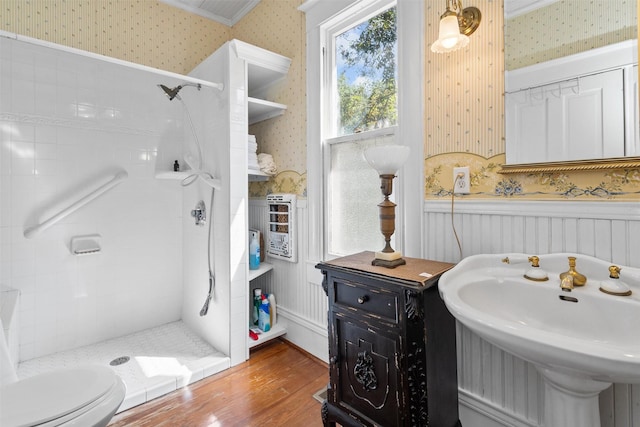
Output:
[
  {"xmin": 431, "ymin": 0, "xmax": 481, "ymax": 53},
  {"xmin": 364, "ymin": 145, "xmax": 410, "ymax": 268}
]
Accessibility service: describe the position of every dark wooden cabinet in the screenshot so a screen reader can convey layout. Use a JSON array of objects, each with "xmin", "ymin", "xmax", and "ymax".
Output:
[{"xmin": 316, "ymin": 252, "xmax": 461, "ymax": 427}]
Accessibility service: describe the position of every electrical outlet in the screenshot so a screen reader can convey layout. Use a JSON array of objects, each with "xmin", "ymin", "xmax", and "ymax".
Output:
[{"xmin": 453, "ymin": 167, "xmax": 470, "ymax": 194}]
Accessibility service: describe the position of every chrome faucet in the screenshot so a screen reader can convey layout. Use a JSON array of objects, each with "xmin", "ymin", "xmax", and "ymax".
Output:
[{"xmin": 191, "ymin": 200, "xmax": 206, "ymax": 226}]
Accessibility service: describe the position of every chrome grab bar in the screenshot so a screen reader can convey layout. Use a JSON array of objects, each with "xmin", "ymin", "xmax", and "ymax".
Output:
[{"xmin": 24, "ymin": 170, "xmax": 128, "ymax": 239}]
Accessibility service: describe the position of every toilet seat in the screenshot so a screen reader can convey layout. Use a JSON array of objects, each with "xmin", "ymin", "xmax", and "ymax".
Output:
[{"xmin": 0, "ymin": 366, "xmax": 125, "ymax": 427}]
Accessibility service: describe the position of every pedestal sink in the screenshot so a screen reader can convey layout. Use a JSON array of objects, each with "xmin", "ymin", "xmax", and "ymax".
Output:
[{"xmin": 438, "ymin": 253, "xmax": 640, "ymax": 427}]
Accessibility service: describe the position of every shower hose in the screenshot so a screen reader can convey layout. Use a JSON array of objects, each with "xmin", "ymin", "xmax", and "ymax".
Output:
[{"xmin": 178, "ymin": 97, "xmax": 216, "ymax": 317}]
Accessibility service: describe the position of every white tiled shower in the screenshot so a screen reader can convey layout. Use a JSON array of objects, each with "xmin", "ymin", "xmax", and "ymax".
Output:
[{"xmin": 0, "ymin": 32, "xmax": 234, "ymax": 410}]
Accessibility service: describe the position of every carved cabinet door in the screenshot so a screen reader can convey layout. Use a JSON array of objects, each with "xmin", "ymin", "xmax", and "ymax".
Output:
[{"xmin": 334, "ymin": 315, "xmax": 401, "ymax": 426}]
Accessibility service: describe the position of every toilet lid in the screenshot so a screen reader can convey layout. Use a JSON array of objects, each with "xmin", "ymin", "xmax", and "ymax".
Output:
[{"xmin": 0, "ymin": 366, "xmax": 116, "ymax": 427}]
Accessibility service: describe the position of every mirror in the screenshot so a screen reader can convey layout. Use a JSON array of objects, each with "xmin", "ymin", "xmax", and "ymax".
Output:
[{"xmin": 503, "ymin": 0, "xmax": 638, "ymax": 171}]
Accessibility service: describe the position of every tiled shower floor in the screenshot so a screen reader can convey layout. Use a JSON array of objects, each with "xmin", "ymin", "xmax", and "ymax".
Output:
[{"xmin": 16, "ymin": 321, "xmax": 230, "ymax": 413}]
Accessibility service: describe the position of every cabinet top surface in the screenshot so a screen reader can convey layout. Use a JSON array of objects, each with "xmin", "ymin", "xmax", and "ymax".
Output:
[{"xmin": 317, "ymin": 251, "xmax": 455, "ymax": 288}]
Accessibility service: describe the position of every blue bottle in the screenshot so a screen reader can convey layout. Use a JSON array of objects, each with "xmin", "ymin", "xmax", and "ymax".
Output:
[
  {"xmin": 258, "ymin": 295, "xmax": 271, "ymax": 332},
  {"xmin": 249, "ymin": 233, "xmax": 260, "ymax": 270}
]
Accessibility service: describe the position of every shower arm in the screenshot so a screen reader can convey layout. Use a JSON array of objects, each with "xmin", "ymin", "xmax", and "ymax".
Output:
[
  {"xmin": 158, "ymin": 81, "xmax": 224, "ymax": 101},
  {"xmin": 175, "ymin": 81, "xmax": 224, "ymax": 92}
]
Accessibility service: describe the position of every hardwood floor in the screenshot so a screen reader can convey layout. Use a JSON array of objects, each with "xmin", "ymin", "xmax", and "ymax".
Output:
[{"xmin": 109, "ymin": 339, "xmax": 328, "ymax": 427}]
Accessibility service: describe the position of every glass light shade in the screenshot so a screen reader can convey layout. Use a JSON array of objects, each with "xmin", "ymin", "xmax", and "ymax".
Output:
[
  {"xmin": 430, "ymin": 14, "xmax": 469, "ymax": 53},
  {"xmin": 364, "ymin": 145, "xmax": 411, "ymax": 175}
]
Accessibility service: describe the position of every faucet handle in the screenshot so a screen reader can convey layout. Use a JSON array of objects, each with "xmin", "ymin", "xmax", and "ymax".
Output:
[
  {"xmin": 528, "ymin": 256, "xmax": 540, "ymax": 267},
  {"xmin": 609, "ymin": 265, "xmax": 621, "ymax": 279}
]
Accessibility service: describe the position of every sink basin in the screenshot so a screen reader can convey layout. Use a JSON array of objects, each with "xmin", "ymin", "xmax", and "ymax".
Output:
[{"xmin": 439, "ymin": 253, "xmax": 640, "ymax": 427}]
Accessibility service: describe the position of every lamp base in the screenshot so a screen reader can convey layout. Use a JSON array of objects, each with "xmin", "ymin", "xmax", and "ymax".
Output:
[{"xmin": 372, "ymin": 251, "xmax": 406, "ymax": 268}]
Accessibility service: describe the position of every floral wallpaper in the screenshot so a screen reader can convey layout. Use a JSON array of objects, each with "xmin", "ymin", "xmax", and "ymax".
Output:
[
  {"xmin": 425, "ymin": 0, "xmax": 505, "ymax": 160},
  {"xmin": 0, "ymin": 0, "xmax": 231, "ymax": 75},
  {"xmin": 425, "ymin": 0, "xmax": 640, "ymax": 201},
  {"xmin": 505, "ymin": 0, "xmax": 637, "ymax": 71},
  {"xmin": 248, "ymin": 170, "xmax": 307, "ymax": 198}
]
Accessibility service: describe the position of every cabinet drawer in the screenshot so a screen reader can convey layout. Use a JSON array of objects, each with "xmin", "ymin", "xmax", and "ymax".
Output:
[{"xmin": 334, "ymin": 279, "xmax": 398, "ymax": 323}]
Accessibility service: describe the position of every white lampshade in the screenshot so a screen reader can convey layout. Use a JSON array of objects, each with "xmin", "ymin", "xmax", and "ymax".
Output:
[
  {"xmin": 430, "ymin": 14, "xmax": 469, "ymax": 53},
  {"xmin": 364, "ymin": 145, "xmax": 411, "ymax": 175}
]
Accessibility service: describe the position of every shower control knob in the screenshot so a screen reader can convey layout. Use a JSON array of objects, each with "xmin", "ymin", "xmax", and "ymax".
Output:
[{"xmin": 191, "ymin": 206, "xmax": 206, "ymax": 226}]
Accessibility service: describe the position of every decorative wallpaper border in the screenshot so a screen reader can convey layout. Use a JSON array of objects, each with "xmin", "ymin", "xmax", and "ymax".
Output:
[
  {"xmin": 249, "ymin": 170, "xmax": 307, "ymax": 198},
  {"xmin": 425, "ymin": 153, "xmax": 640, "ymax": 200}
]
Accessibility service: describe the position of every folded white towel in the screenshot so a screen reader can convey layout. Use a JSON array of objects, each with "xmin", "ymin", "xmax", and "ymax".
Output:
[{"xmin": 257, "ymin": 153, "xmax": 277, "ymax": 175}]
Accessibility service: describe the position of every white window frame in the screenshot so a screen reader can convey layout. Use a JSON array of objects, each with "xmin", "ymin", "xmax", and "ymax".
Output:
[
  {"xmin": 323, "ymin": 1, "xmax": 398, "ymax": 259},
  {"xmin": 300, "ymin": 0, "xmax": 424, "ymax": 264},
  {"xmin": 323, "ymin": 1, "xmax": 397, "ymax": 139}
]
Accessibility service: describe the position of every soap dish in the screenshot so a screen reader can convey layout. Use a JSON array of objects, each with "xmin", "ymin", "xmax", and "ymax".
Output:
[
  {"xmin": 70, "ymin": 234, "xmax": 102, "ymax": 256},
  {"xmin": 599, "ymin": 280, "xmax": 632, "ymax": 296}
]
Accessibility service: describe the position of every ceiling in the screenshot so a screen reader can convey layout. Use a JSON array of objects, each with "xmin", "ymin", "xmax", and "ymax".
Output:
[
  {"xmin": 161, "ymin": 0, "xmax": 559, "ymax": 27},
  {"xmin": 159, "ymin": 0, "xmax": 261, "ymax": 26},
  {"xmin": 504, "ymin": 0, "xmax": 559, "ymax": 19}
]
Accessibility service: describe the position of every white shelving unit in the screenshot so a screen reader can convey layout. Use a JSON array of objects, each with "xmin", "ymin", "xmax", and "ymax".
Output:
[
  {"xmin": 248, "ymin": 262, "xmax": 286, "ymax": 349},
  {"xmin": 248, "ymin": 169, "xmax": 271, "ymax": 182},
  {"xmin": 248, "ymin": 261, "xmax": 273, "ymax": 281},
  {"xmin": 248, "ymin": 323, "xmax": 287, "ymax": 349},
  {"xmin": 239, "ymin": 40, "xmax": 290, "ymax": 128},
  {"xmin": 248, "ymin": 97, "xmax": 287, "ymax": 125},
  {"xmin": 237, "ymin": 41, "xmax": 291, "ymax": 352}
]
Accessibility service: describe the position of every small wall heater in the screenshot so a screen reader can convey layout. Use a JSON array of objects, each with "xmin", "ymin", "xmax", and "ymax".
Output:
[{"xmin": 266, "ymin": 194, "xmax": 296, "ymax": 263}]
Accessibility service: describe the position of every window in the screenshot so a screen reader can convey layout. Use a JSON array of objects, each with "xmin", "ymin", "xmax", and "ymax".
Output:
[
  {"xmin": 302, "ymin": 0, "xmax": 424, "ymax": 263},
  {"xmin": 334, "ymin": 6, "xmax": 397, "ymax": 136},
  {"xmin": 324, "ymin": 1, "xmax": 397, "ymax": 258}
]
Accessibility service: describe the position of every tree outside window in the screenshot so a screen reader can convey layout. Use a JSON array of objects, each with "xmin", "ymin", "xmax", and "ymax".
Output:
[{"xmin": 335, "ymin": 6, "xmax": 397, "ymax": 136}]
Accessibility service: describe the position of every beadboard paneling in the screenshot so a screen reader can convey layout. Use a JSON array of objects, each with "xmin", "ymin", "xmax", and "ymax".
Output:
[{"xmin": 426, "ymin": 199, "xmax": 640, "ymax": 427}]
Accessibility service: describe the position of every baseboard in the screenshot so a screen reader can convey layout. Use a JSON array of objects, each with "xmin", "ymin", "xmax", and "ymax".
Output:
[
  {"xmin": 459, "ymin": 389, "xmax": 539, "ymax": 427},
  {"xmin": 277, "ymin": 307, "xmax": 329, "ymax": 363}
]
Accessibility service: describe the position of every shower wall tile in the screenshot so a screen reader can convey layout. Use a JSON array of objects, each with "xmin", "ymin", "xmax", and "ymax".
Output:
[{"xmin": 1, "ymin": 36, "xmax": 197, "ymax": 361}]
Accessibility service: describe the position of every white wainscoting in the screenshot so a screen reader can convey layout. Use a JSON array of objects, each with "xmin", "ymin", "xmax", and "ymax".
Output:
[{"xmin": 425, "ymin": 199, "xmax": 640, "ymax": 427}]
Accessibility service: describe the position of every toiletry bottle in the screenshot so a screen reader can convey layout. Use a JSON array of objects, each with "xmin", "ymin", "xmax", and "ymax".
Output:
[
  {"xmin": 253, "ymin": 288, "xmax": 262, "ymax": 326},
  {"xmin": 268, "ymin": 293, "xmax": 276, "ymax": 327},
  {"xmin": 249, "ymin": 233, "xmax": 260, "ymax": 270},
  {"xmin": 258, "ymin": 295, "xmax": 271, "ymax": 332},
  {"xmin": 173, "ymin": 160, "xmax": 180, "ymax": 171}
]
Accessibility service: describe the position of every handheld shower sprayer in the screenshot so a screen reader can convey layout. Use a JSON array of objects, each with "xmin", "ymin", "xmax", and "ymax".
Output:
[{"xmin": 157, "ymin": 79, "xmax": 223, "ymax": 317}]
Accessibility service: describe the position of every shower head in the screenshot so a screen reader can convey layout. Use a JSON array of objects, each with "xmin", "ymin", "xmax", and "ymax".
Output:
[
  {"xmin": 157, "ymin": 82, "xmax": 202, "ymax": 101},
  {"xmin": 158, "ymin": 84, "xmax": 181, "ymax": 101}
]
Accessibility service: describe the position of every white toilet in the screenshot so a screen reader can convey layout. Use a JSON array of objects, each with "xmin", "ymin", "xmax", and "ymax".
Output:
[{"xmin": 0, "ymin": 320, "xmax": 126, "ymax": 427}]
